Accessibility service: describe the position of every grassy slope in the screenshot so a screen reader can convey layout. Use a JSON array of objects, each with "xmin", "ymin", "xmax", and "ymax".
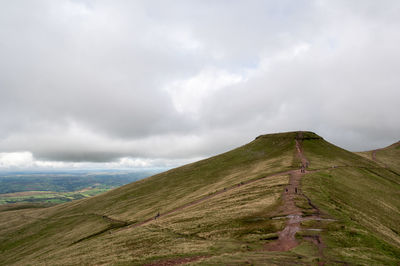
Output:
[
  {"xmin": 0, "ymin": 132, "xmax": 300, "ymax": 265},
  {"xmin": 0, "ymin": 132, "xmax": 399, "ymax": 265},
  {"xmin": 302, "ymin": 137, "xmax": 377, "ymax": 170},
  {"xmin": 301, "ymin": 137, "xmax": 400, "ymax": 264},
  {"xmin": 375, "ymin": 141, "xmax": 400, "ymax": 173},
  {"xmin": 357, "ymin": 141, "xmax": 400, "ymax": 173}
]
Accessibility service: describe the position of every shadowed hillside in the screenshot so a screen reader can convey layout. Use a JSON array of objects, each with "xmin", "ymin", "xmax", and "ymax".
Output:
[{"xmin": 0, "ymin": 131, "xmax": 399, "ymax": 265}]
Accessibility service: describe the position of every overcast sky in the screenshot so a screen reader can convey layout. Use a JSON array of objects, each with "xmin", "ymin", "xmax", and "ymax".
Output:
[{"xmin": 0, "ymin": 0, "xmax": 399, "ymax": 170}]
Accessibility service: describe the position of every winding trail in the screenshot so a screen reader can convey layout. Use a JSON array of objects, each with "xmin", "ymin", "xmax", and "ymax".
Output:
[
  {"xmin": 265, "ymin": 170, "xmax": 303, "ymax": 251},
  {"xmin": 296, "ymin": 131, "xmax": 309, "ymax": 168},
  {"xmin": 372, "ymin": 150, "xmax": 377, "ymax": 161},
  {"xmin": 265, "ymin": 137, "xmax": 307, "ymax": 252},
  {"xmin": 265, "ymin": 133, "xmax": 327, "ymax": 264}
]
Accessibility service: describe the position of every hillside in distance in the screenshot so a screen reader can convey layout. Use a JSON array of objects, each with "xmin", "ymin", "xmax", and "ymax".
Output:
[
  {"xmin": 357, "ymin": 140, "xmax": 400, "ymax": 173},
  {"xmin": 0, "ymin": 131, "xmax": 399, "ymax": 265}
]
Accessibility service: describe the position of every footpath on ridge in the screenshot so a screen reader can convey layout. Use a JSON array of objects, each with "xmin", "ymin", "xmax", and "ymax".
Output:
[{"xmin": 264, "ymin": 132, "xmax": 330, "ymax": 265}]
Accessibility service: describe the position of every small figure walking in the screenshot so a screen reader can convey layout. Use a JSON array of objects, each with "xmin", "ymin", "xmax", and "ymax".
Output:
[
  {"xmin": 295, "ymin": 187, "xmax": 298, "ymax": 194},
  {"xmin": 155, "ymin": 212, "xmax": 160, "ymax": 220},
  {"xmin": 285, "ymin": 188, "xmax": 288, "ymax": 193}
]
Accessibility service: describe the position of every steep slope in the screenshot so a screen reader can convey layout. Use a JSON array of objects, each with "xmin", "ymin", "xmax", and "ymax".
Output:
[{"xmin": 0, "ymin": 131, "xmax": 399, "ymax": 265}]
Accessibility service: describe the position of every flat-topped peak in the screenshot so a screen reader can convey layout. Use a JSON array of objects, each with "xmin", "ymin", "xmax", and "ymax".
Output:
[{"xmin": 255, "ymin": 131, "xmax": 323, "ymax": 140}]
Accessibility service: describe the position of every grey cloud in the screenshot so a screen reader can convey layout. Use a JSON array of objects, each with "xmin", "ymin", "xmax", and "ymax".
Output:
[
  {"xmin": 35, "ymin": 151, "xmax": 124, "ymax": 163},
  {"xmin": 0, "ymin": 0, "xmax": 399, "ymax": 166}
]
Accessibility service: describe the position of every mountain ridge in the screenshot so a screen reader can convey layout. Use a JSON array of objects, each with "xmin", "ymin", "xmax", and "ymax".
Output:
[{"xmin": 0, "ymin": 131, "xmax": 399, "ymax": 265}]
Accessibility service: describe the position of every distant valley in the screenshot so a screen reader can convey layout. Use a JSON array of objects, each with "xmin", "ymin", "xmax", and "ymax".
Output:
[{"xmin": 0, "ymin": 170, "xmax": 160, "ymax": 207}]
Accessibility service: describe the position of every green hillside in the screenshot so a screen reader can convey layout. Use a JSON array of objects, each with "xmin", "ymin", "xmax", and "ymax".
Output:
[
  {"xmin": 302, "ymin": 138, "xmax": 400, "ymax": 264},
  {"xmin": 358, "ymin": 141, "xmax": 400, "ymax": 174},
  {"xmin": 0, "ymin": 131, "xmax": 399, "ymax": 265}
]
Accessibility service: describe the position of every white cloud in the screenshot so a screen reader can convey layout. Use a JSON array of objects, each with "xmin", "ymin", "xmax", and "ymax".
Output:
[
  {"xmin": 0, "ymin": 152, "xmax": 34, "ymax": 168},
  {"xmin": 0, "ymin": 151, "xmax": 197, "ymax": 170},
  {"xmin": 165, "ymin": 67, "xmax": 245, "ymax": 114}
]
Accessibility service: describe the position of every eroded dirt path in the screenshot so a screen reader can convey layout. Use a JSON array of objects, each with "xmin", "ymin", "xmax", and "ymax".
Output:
[
  {"xmin": 296, "ymin": 132, "xmax": 309, "ymax": 168},
  {"xmin": 372, "ymin": 150, "xmax": 377, "ymax": 161},
  {"xmin": 265, "ymin": 170, "xmax": 303, "ymax": 251},
  {"xmin": 265, "ymin": 133, "xmax": 326, "ymax": 264}
]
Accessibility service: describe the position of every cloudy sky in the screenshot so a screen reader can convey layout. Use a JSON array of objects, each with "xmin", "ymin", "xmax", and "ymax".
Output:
[{"xmin": 0, "ymin": 0, "xmax": 399, "ymax": 170}]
